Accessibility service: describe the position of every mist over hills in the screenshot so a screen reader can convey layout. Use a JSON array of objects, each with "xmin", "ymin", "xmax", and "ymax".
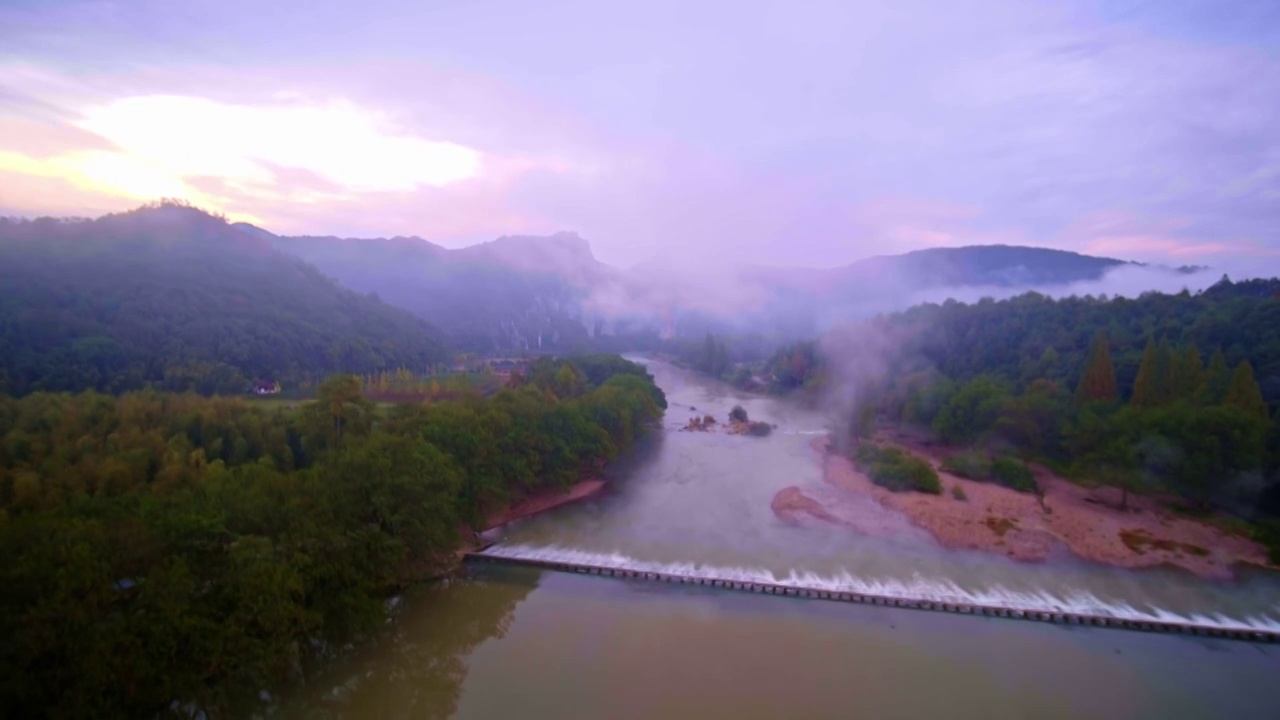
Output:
[
  {"xmin": 0, "ymin": 204, "xmax": 447, "ymax": 395},
  {"xmin": 0, "ymin": 201, "xmax": 1210, "ymax": 392},
  {"xmin": 247, "ymin": 220, "xmax": 1196, "ymax": 354}
]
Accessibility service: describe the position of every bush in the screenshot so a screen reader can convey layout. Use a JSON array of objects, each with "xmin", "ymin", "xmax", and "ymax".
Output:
[
  {"xmin": 941, "ymin": 450, "xmax": 991, "ymax": 480},
  {"xmin": 991, "ymin": 456, "xmax": 1038, "ymax": 493},
  {"xmin": 941, "ymin": 451, "xmax": 1038, "ymax": 494},
  {"xmin": 853, "ymin": 443, "xmax": 942, "ymax": 494},
  {"xmin": 729, "ymin": 405, "xmax": 749, "ymax": 423},
  {"xmin": 951, "ymin": 485, "xmax": 967, "ymax": 501},
  {"xmin": 1255, "ymin": 520, "xmax": 1280, "ymax": 565},
  {"xmin": 746, "ymin": 421, "xmax": 772, "ymax": 436}
]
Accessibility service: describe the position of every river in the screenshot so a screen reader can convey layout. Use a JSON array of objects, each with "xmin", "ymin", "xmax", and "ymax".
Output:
[{"xmin": 286, "ymin": 358, "xmax": 1280, "ymax": 719}]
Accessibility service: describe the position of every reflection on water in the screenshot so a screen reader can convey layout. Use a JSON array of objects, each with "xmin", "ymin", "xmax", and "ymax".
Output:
[
  {"xmin": 299, "ymin": 566, "xmax": 1280, "ymax": 720},
  {"xmin": 280, "ymin": 571, "xmax": 536, "ymax": 719}
]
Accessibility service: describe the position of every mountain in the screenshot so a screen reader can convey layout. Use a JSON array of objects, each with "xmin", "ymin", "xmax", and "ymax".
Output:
[
  {"xmin": 245, "ymin": 220, "xmax": 1178, "ymax": 353},
  {"xmin": 0, "ymin": 204, "xmax": 447, "ymax": 396},
  {"xmin": 260, "ymin": 227, "xmax": 616, "ymax": 354}
]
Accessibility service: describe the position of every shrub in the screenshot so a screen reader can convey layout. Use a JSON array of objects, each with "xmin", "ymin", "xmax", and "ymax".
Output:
[
  {"xmin": 942, "ymin": 451, "xmax": 1038, "ymax": 494},
  {"xmin": 746, "ymin": 421, "xmax": 772, "ymax": 436},
  {"xmin": 729, "ymin": 405, "xmax": 749, "ymax": 423},
  {"xmin": 941, "ymin": 450, "xmax": 991, "ymax": 480},
  {"xmin": 991, "ymin": 456, "xmax": 1038, "ymax": 493},
  {"xmin": 853, "ymin": 443, "xmax": 942, "ymax": 495},
  {"xmin": 951, "ymin": 485, "xmax": 967, "ymax": 501},
  {"xmin": 1255, "ymin": 520, "xmax": 1280, "ymax": 565}
]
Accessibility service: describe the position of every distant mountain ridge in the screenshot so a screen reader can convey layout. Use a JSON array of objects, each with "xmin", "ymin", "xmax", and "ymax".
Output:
[{"xmin": 244, "ymin": 222, "xmax": 1173, "ymax": 353}]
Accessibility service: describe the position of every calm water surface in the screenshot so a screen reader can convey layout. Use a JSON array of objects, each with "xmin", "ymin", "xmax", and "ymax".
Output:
[{"xmin": 288, "ymin": 358, "xmax": 1280, "ymax": 719}]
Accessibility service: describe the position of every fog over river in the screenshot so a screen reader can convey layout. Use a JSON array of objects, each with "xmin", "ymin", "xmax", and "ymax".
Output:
[{"xmin": 287, "ymin": 358, "xmax": 1280, "ymax": 719}]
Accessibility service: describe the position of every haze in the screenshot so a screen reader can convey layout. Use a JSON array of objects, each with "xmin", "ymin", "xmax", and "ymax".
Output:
[{"xmin": 3, "ymin": 0, "xmax": 1280, "ymax": 271}]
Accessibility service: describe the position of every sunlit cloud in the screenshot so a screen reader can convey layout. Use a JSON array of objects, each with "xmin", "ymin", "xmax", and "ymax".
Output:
[{"xmin": 1, "ymin": 94, "xmax": 486, "ymax": 218}]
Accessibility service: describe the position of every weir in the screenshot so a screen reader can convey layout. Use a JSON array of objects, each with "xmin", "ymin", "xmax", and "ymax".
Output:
[{"xmin": 464, "ymin": 551, "xmax": 1280, "ymax": 643}]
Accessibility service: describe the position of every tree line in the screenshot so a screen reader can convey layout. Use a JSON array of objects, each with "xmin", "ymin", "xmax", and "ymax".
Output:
[{"xmin": 0, "ymin": 354, "xmax": 665, "ymax": 718}]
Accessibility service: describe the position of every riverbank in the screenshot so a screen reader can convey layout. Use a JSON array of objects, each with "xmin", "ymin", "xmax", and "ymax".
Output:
[
  {"xmin": 775, "ymin": 435, "xmax": 1274, "ymax": 580},
  {"xmin": 482, "ymin": 479, "xmax": 608, "ymax": 532}
]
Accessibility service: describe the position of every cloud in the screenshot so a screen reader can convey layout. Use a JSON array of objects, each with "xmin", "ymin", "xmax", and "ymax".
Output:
[
  {"xmin": 1, "ymin": 93, "xmax": 484, "ymax": 214},
  {"xmin": 1, "ymin": 0, "xmax": 1279, "ymax": 269}
]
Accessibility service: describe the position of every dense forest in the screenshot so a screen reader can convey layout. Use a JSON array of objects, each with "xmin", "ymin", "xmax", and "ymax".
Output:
[
  {"xmin": 0, "ymin": 204, "xmax": 447, "ymax": 397},
  {"xmin": 767, "ymin": 279, "xmax": 1280, "ymax": 523},
  {"xmin": 0, "ymin": 354, "xmax": 665, "ymax": 718}
]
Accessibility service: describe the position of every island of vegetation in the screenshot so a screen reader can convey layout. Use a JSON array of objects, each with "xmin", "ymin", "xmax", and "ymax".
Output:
[
  {"xmin": 0, "ymin": 353, "xmax": 664, "ymax": 718},
  {"xmin": 680, "ymin": 404, "xmax": 773, "ymax": 436}
]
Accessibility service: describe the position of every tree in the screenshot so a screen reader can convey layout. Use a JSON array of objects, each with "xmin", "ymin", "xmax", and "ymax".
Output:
[
  {"xmin": 552, "ymin": 363, "xmax": 586, "ymax": 399},
  {"xmin": 1204, "ymin": 348, "xmax": 1231, "ymax": 405},
  {"xmin": 932, "ymin": 376, "xmax": 1008, "ymax": 444},
  {"xmin": 1130, "ymin": 339, "xmax": 1162, "ymax": 407},
  {"xmin": 1225, "ymin": 360, "xmax": 1269, "ymax": 421},
  {"xmin": 1075, "ymin": 332, "xmax": 1118, "ymax": 405},
  {"xmin": 302, "ymin": 374, "xmax": 372, "ymax": 455},
  {"xmin": 1153, "ymin": 338, "xmax": 1174, "ymax": 405},
  {"xmin": 1170, "ymin": 343, "xmax": 1205, "ymax": 402}
]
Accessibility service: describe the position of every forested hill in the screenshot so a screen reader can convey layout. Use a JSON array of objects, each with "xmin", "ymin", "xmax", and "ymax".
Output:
[
  {"xmin": 0, "ymin": 204, "xmax": 447, "ymax": 396},
  {"xmin": 261, "ymin": 228, "xmax": 603, "ymax": 354},
  {"xmin": 761, "ymin": 278, "xmax": 1280, "ymax": 521},
  {"xmin": 846, "ymin": 244, "xmax": 1131, "ymax": 287},
  {"xmin": 884, "ymin": 277, "xmax": 1280, "ymax": 410}
]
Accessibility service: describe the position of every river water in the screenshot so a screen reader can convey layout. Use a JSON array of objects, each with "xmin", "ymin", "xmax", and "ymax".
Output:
[{"xmin": 288, "ymin": 358, "xmax": 1280, "ymax": 719}]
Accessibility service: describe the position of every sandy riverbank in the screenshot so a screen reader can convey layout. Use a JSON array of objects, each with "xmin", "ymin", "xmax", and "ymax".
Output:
[
  {"xmin": 773, "ymin": 435, "xmax": 1274, "ymax": 580},
  {"xmin": 482, "ymin": 479, "xmax": 607, "ymax": 532}
]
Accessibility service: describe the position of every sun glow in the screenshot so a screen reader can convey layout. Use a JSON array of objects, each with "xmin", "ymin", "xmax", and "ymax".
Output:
[{"xmin": 0, "ymin": 94, "xmax": 484, "ymax": 214}]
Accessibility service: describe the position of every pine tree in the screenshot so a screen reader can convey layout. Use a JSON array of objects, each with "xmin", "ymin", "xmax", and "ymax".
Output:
[
  {"xmin": 1075, "ymin": 332, "xmax": 1118, "ymax": 404},
  {"xmin": 1224, "ymin": 360, "xmax": 1269, "ymax": 420},
  {"xmin": 1171, "ymin": 343, "xmax": 1205, "ymax": 401},
  {"xmin": 1130, "ymin": 339, "xmax": 1160, "ymax": 407},
  {"xmin": 1205, "ymin": 348, "xmax": 1231, "ymax": 404},
  {"xmin": 1153, "ymin": 337, "xmax": 1173, "ymax": 404}
]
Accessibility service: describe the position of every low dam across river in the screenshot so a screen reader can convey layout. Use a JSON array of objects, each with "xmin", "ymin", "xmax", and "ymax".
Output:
[{"xmin": 465, "ymin": 551, "xmax": 1280, "ymax": 643}]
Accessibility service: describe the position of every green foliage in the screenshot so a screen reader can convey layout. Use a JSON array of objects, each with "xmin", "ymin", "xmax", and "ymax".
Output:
[
  {"xmin": 990, "ymin": 456, "xmax": 1038, "ymax": 493},
  {"xmin": 1225, "ymin": 360, "xmax": 1269, "ymax": 421},
  {"xmin": 0, "ymin": 353, "xmax": 663, "ymax": 717},
  {"xmin": 827, "ymin": 281, "xmax": 1280, "ymax": 517},
  {"xmin": 765, "ymin": 340, "xmax": 824, "ymax": 391},
  {"xmin": 941, "ymin": 450, "xmax": 1037, "ymax": 493},
  {"xmin": 951, "ymin": 485, "xmax": 967, "ymax": 501},
  {"xmin": 1255, "ymin": 520, "xmax": 1280, "ymax": 565},
  {"xmin": 0, "ymin": 206, "xmax": 447, "ymax": 397},
  {"xmin": 1075, "ymin": 332, "xmax": 1118, "ymax": 405},
  {"xmin": 884, "ymin": 280, "xmax": 1280, "ymax": 416},
  {"xmin": 1130, "ymin": 339, "xmax": 1164, "ymax": 407},
  {"xmin": 853, "ymin": 443, "xmax": 942, "ymax": 494},
  {"xmin": 931, "ymin": 376, "xmax": 1008, "ymax": 443},
  {"xmin": 1205, "ymin": 348, "xmax": 1231, "ymax": 405}
]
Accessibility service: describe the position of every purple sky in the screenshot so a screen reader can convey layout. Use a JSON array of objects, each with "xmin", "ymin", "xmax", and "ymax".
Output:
[{"xmin": 2, "ymin": 0, "xmax": 1278, "ymax": 269}]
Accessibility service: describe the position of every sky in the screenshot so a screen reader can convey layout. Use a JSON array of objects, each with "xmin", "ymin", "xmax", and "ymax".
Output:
[{"xmin": 2, "ymin": 0, "xmax": 1279, "ymax": 270}]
